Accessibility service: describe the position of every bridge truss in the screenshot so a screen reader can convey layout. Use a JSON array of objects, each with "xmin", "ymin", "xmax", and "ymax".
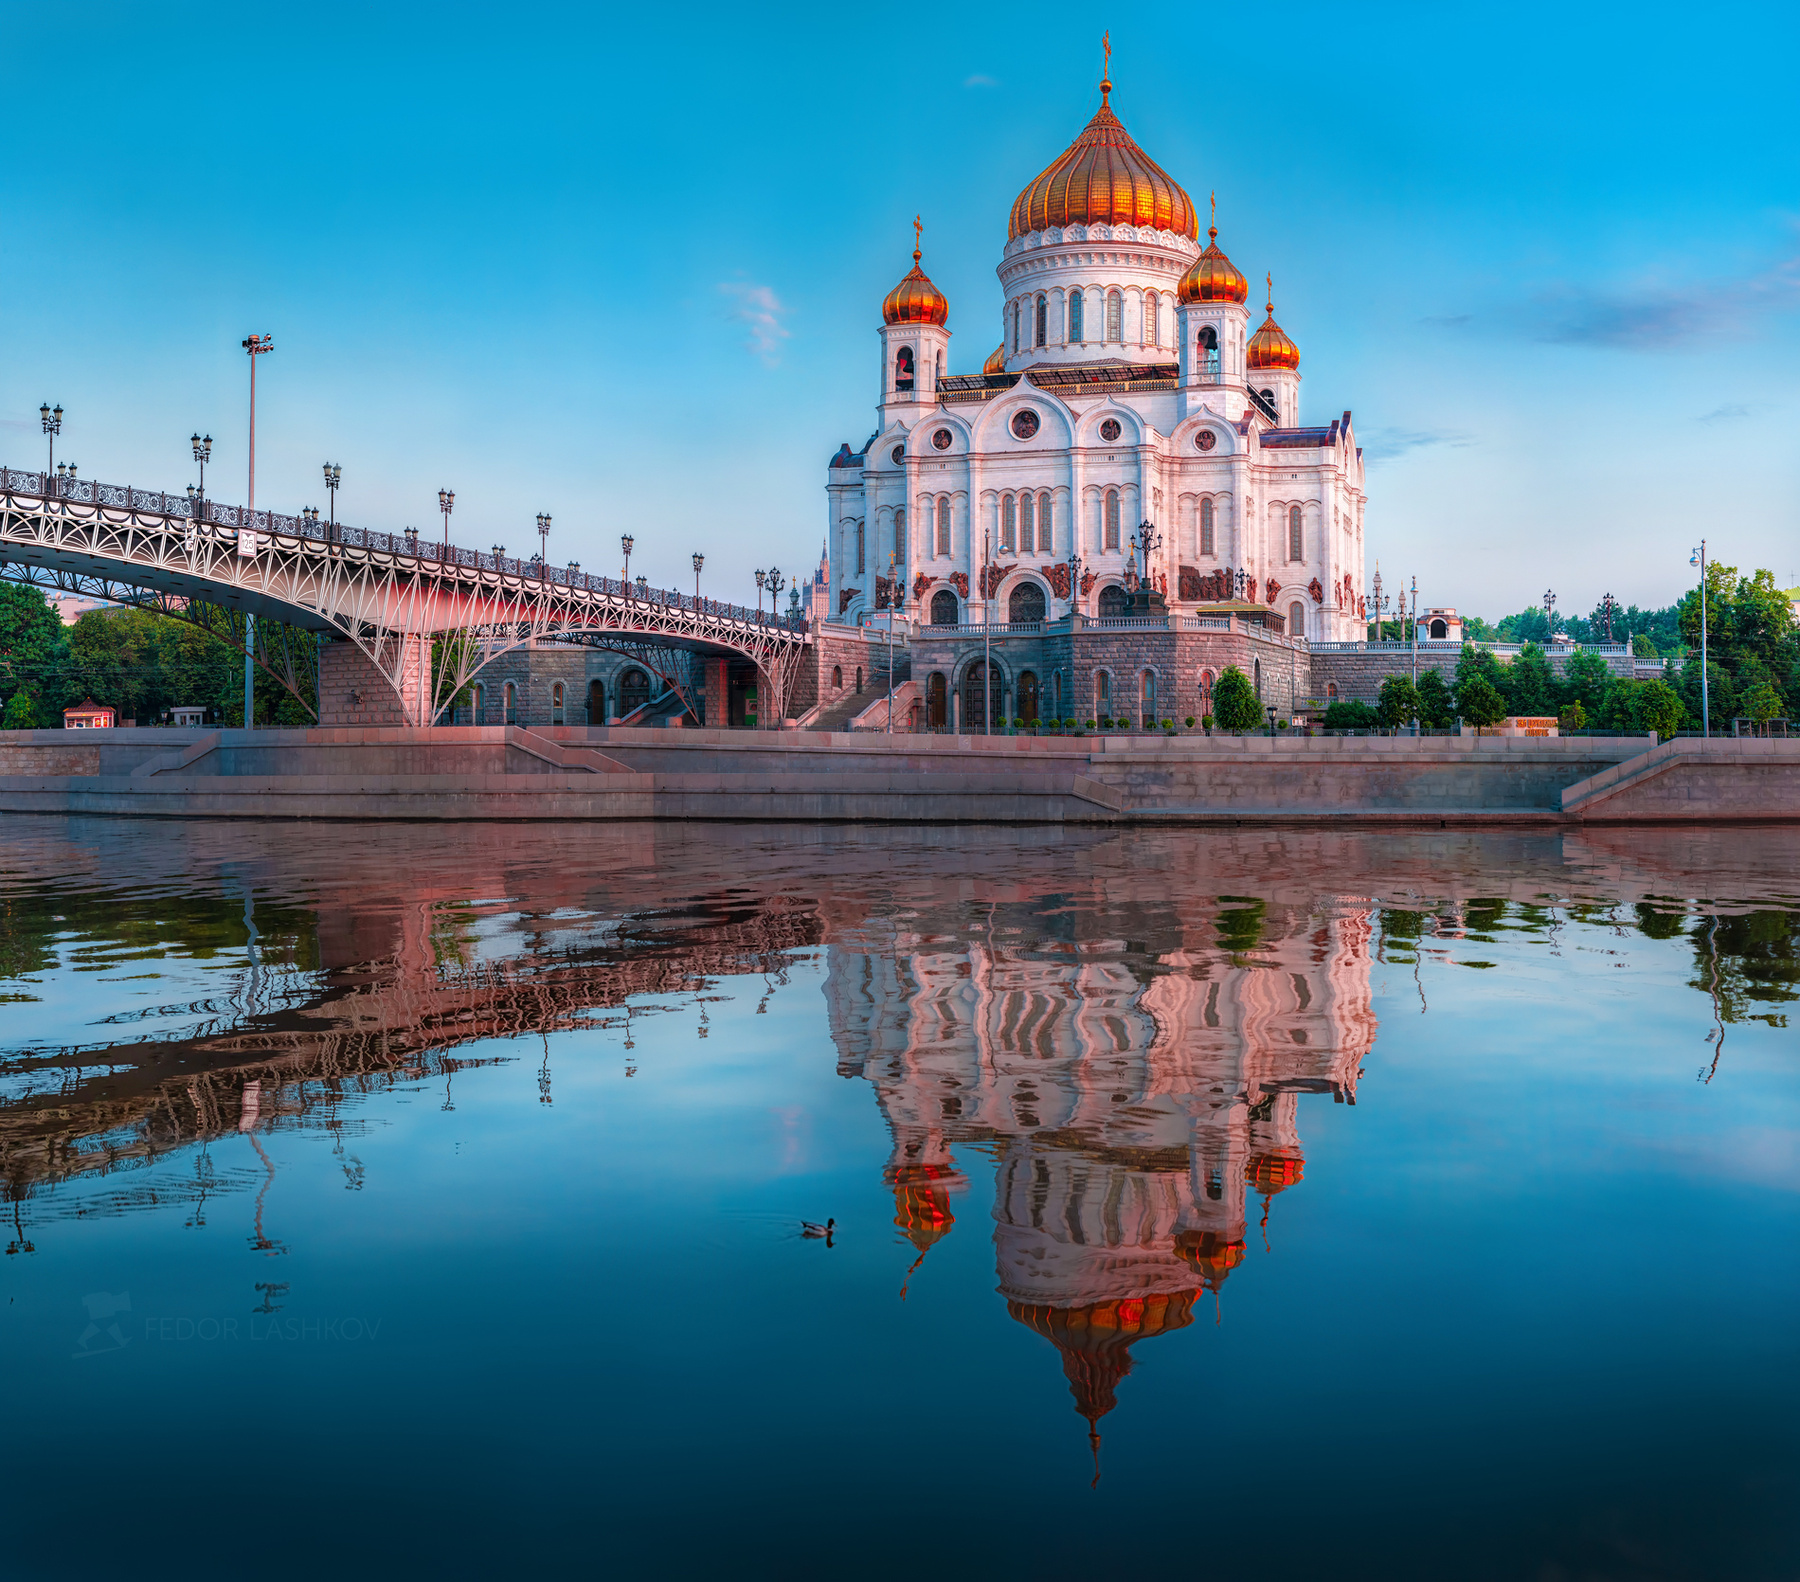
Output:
[{"xmin": 0, "ymin": 470, "xmax": 810, "ymax": 726}]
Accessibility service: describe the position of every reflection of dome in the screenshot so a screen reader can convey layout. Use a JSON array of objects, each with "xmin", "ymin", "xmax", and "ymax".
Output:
[
  {"xmin": 1008, "ymin": 76, "xmax": 1197, "ymax": 241},
  {"xmin": 1008, "ymin": 1292, "xmax": 1197, "ymax": 1429},
  {"xmin": 1176, "ymin": 226, "xmax": 1249, "ymax": 304},
  {"xmin": 1172, "ymin": 1229, "xmax": 1246, "ymax": 1291},
  {"xmin": 883, "ymin": 224, "xmax": 949, "ymax": 327},
  {"xmin": 1247, "ymin": 1150, "xmax": 1305, "ymax": 1195},
  {"xmin": 1247, "ymin": 290, "xmax": 1300, "ymax": 371},
  {"xmin": 887, "ymin": 1161, "xmax": 960, "ymax": 1252},
  {"xmin": 983, "ymin": 343, "xmax": 1007, "ymax": 375}
]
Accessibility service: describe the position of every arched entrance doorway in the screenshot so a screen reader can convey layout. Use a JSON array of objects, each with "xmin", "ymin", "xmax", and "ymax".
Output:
[
  {"xmin": 587, "ymin": 679, "xmax": 605, "ymax": 723},
  {"xmin": 926, "ymin": 672, "xmax": 948, "ymax": 729},
  {"xmin": 1008, "ymin": 582, "xmax": 1046, "ymax": 624},
  {"xmin": 930, "ymin": 589, "xmax": 959, "ymax": 625},
  {"xmin": 962, "ymin": 661, "xmax": 1003, "ymax": 732},
  {"xmin": 619, "ymin": 668, "xmax": 652, "ymax": 719},
  {"xmin": 1098, "ymin": 583, "xmax": 1128, "ymax": 617},
  {"xmin": 1018, "ymin": 671, "xmax": 1040, "ymax": 724}
]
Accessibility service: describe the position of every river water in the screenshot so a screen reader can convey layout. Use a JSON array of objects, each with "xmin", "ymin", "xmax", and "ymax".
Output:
[{"xmin": 1, "ymin": 818, "xmax": 1795, "ymax": 1579}]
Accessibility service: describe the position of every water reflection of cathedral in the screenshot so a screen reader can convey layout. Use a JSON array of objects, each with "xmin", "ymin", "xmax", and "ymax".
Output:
[{"xmin": 826, "ymin": 890, "xmax": 1376, "ymax": 1461}]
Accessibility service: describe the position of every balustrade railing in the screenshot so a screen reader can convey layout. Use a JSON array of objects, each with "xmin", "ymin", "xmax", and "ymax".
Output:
[{"xmin": 0, "ymin": 465, "xmax": 805, "ymax": 633}]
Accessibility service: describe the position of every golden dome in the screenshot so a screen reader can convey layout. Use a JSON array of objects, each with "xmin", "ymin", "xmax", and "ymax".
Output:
[
  {"xmin": 983, "ymin": 343, "xmax": 1007, "ymax": 375},
  {"xmin": 1247, "ymin": 280, "xmax": 1300, "ymax": 371},
  {"xmin": 1247, "ymin": 1151, "xmax": 1305, "ymax": 1194},
  {"xmin": 1008, "ymin": 74, "xmax": 1197, "ymax": 241},
  {"xmin": 882, "ymin": 218, "xmax": 948, "ymax": 327},
  {"xmin": 1177, "ymin": 223, "xmax": 1249, "ymax": 305}
]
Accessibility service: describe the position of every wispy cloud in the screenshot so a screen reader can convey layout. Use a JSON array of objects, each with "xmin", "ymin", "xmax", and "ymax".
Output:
[
  {"xmin": 1699, "ymin": 403, "xmax": 1751, "ymax": 423},
  {"xmin": 719, "ymin": 281, "xmax": 790, "ymax": 365},
  {"xmin": 1532, "ymin": 248, "xmax": 1800, "ymax": 349},
  {"xmin": 1364, "ymin": 428, "xmax": 1474, "ymax": 461},
  {"xmin": 964, "ymin": 73, "xmax": 998, "ymax": 88},
  {"xmin": 1421, "ymin": 313, "xmax": 1472, "ymax": 329}
]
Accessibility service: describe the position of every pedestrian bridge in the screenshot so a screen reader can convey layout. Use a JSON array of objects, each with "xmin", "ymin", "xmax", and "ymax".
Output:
[{"xmin": 0, "ymin": 468, "xmax": 809, "ymax": 725}]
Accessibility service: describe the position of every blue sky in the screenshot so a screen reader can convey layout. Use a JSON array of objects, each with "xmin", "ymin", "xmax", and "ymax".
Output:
[{"xmin": 3, "ymin": 1, "xmax": 1796, "ymax": 617}]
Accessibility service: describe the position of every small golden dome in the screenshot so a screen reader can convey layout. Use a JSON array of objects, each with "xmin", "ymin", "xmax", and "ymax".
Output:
[
  {"xmin": 1247, "ymin": 278, "xmax": 1299, "ymax": 371},
  {"xmin": 1247, "ymin": 1151, "xmax": 1305, "ymax": 1194},
  {"xmin": 882, "ymin": 217, "xmax": 949, "ymax": 327},
  {"xmin": 983, "ymin": 343, "xmax": 1007, "ymax": 375},
  {"xmin": 1008, "ymin": 73, "xmax": 1197, "ymax": 241},
  {"xmin": 1177, "ymin": 224, "xmax": 1249, "ymax": 305}
]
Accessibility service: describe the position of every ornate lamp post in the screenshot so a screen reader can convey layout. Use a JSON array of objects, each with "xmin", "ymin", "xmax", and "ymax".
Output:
[
  {"xmin": 692, "ymin": 552, "xmax": 704, "ymax": 607},
  {"xmin": 323, "ymin": 463, "xmax": 341, "ymax": 540},
  {"xmin": 1600, "ymin": 591, "xmax": 1617, "ymax": 644},
  {"xmin": 621, "ymin": 534, "xmax": 634, "ymax": 590},
  {"xmin": 39, "ymin": 403, "xmax": 62, "ymax": 482},
  {"xmin": 191, "ymin": 433, "xmax": 212, "ymax": 519},
  {"xmin": 241, "ymin": 334, "xmax": 275, "ymax": 732},
  {"xmin": 754, "ymin": 568, "xmax": 766, "ymax": 618},
  {"xmin": 536, "ymin": 513, "xmax": 552, "ymax": 579},
  {"xmin": 1542, "ymin": 587, "xmax": 1557, "ymax": 638},
  {"xmin": 438, "ymin": 488, "xmax": 454, "ymax": 551},
  {"xmin": 1411, "ymin": 575, "xmax": 1419, "ymax": 689},
  {"xmin": 1690, "ymin": 541, "xmax": 1709, "ymax": 737}
]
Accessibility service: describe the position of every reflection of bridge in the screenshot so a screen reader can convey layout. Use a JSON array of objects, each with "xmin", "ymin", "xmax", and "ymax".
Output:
[{"xmin": 0, "ymin": 468, "xmax": 810, "ymax": 725}]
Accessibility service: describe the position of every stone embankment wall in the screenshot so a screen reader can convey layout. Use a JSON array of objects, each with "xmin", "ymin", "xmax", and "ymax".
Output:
[{"xmin": 1309, "ymin": 645, "xmax": 1641, "ymax": 704}]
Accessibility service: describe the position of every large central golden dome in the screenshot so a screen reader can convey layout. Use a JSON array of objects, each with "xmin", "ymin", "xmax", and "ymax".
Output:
[{"xmin": 1008, "ymin": 77, "xmax": 1198, "ymax": 242}]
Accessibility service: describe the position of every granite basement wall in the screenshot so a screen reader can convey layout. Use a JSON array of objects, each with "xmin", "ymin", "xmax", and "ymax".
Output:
[{"xmin": 1309, "ymin": 645, "xmax": 1641, "ymax": 704}]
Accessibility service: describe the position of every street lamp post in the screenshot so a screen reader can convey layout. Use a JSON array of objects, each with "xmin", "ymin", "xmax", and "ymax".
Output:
[
  {"xmin": 438, "ymin": 489, "xmax": 454, "ymax": 552},
  {"xmin": 886, "ymin": 552, "xmax": 897, "ymax": 733},
  {"xmin": 1543, "ymin": 587, "xmax": 1557, "ymax": 638},
  {"xmin": 621, "ymin": 534, "xmax": 634, "ymax": 592},
  {"xmin": 39, "ymin": 404, "xmax": 62, "ymax": 483},
  {"xmin": 1690, "ymin": 540, "xmax": 1709, "ymax": 737},
  {"xmin": 754, "ymin": 568, "xmax": 766, "ymax": 620},
  {"xmin": 1410, "ymin": 575, "xmax": 1419, "ymax": 693},
  {"xmin": 536, "ymin": 514, "xmax": 552, "ymax": 579},
  {"xmin": 241, "ymin": 334, "xmax": 274, "ymax": 731},
  {"xmin": 190, "ymin": 432, "xmax": 212, "ymax": 523},
  {"xmin": 323, "ymin": 463, "xmax": 341, "ymax": 541},
  {"xmin": 692, "ymin": 552, "xmax": 704, "ymax": 608}
]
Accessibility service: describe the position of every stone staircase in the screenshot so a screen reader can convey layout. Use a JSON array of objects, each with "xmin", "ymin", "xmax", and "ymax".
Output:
[{"xmin": 803, "ymin": 657, "xmax": 910, "ymax": 731}]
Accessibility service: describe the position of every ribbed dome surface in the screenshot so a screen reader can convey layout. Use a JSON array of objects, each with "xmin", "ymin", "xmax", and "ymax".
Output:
[
  {"xmin": 883, "ymin": 219, "xmax": 949, "ymax": 326},
  {"xmin": 983, "ymin": 343, "xmax": 1007, "ymax": 375},
  {"xmin": 1008, "ymin": 86, "xmax": 1197, "ymax": 241},
  {"xmin": 1248, "ymin": 286, "xmax": 1300, "ymax": 370},
  {"xmin": 1177, "ymin": 226, "xmax": 1249, "ymax": 304}
]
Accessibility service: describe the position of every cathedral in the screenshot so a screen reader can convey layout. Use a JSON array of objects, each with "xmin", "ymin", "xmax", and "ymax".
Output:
[{"xmin": 824, "ymin": 55, "xmax": 1369, "ymax": 729}]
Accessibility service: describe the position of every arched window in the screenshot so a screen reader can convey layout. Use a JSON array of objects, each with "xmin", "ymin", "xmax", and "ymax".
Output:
[
  {"xmin": 963, "ymin": 661, "xmax": 1003, "ymax": 731},
  {"xmin": 1095, "ymin": 670, "xmax": 1112, "ymax": 716},
  {"xmin": 1098, "ymin": 583, "xmax": 1128, "ymax": 617},
  {"xmin": 620, "ymin": 669, "xmax": 651, "ymax": 717},
  {"xmin": 856, "ymin": 521, "xmax": 865, "ymax": 574},
  {"xmin": 936, "ymin": 350, "xmax": 943, "ymax": 382},
  {"xmin": 927, "ymin": 671, "xmax": 947, "ymax": 728},
  {"xmin": 1253, "ymin": 659, "xmax": 1262, "ymax": 700},
  {"xmin": 1105, "ymin": 290, "xmax": 1122, "ymax": 342},
  {"xmin": 1197, "ymin": 324, "xmax": 1219, "ymax": 376},
  {"xmin": 471, "ymin": 682, "xmax": 484, "ymax": 723},
  {"xmin": 1146, "ymin": 291, "xmax": 1161, "ymax": 348},
  {"xmin": 1038, "ymin": 491, "xmax": 1053, "ymax": 554},
  {"xmin": 1009, "ymin": 582, "xmax": 1045, "ymax": 624},
  {"xmin": 1288, "ymin": 504, "xmax": 1303, "ymax": 561},
  {"xmin": 1326, "ymin": 682, "xmax": 1339, "ymax": 699},
  {"xmin": 1019, "ymin": 492, "xmax": 1035, "ymax": 554},
  {"xmin": 1289, "ymin": 601, "xmax": 1305, "ymax": 639},
  {"xmin": 587, "ymin": 679, "xmax": 604, "ymax": 723},
  {"xmin": 1200, "ymin": 497, "xmax": 1215, "ymax": 558},
  {"xmin": 503, "ymin": 682, "xmax": 517, "ymax": 724},
  {"xmin": 930, "ymin": 588, "xmax": 958, "ymax": 625},
  {"xmin": 1069, "ymin": 290, "xmax": 1085, "ymax": 343},
  {"xmin": 1011, "ymin": 301, "xmax": 1021, "ymax": 353},
  {"xmin": 1034, "ymin": 294, "xmax": 1047, "ymax": 347},
  {"xmin": 935, "ymin": 497, "xmax": 950, "ymax": 557},
  {"xmin": 552, "ymin": 681, "xmax": 565, "ymax": 725},
  {"xmin": 832, "ymin": 665, "xmax": 843, "ymax": 690},
  {"xmin": 1103, "ymin": 489, "xmax": 1120, "ymax": 551},
  {"xmin": 895, "ymin": 346, "xmax": 914, "ymax": 391},
  {"xmin": 1200, "ymin": 669, "xmax": 1215, "ymax": 706},
  {"xmin": 1430, "ymin": 618, "xmax": 1448, "ymax": 640},
  {"xmin": 1018, "ymin": 670, "xmax": 1040, "ymax": 724},
  {"xmin": 1000, "ymin": 494, "xmax": 1016, "ymax": 552},
  {"xmin": 855, "ymin": 666, "xmax": 863, "ymax": 694},
  {"xmin": 894, "ymin": 507, "xmax": 905, "ymax": 566},
  {"xmin": 1141, "ymin": 668, "xmax": 1157, "ymax": 723}
]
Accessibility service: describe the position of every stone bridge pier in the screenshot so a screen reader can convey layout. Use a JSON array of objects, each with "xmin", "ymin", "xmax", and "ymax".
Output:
[{"xmin": 319, "ymin": 636, "xmax": 429, "ymax": 726}]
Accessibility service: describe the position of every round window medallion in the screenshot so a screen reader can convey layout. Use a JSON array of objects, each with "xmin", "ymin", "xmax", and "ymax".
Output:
[
  {"xmin": 1010, "ymin": 409, "xmax": 1041, "ymax": 440},
  {"xmin": 891, "ymin": 444, "xmax": 905, "ymax": 464},
  {"xmin": 1195, "ymin": 428, "xmax": 1218, "ymax": 451},
  {"xmin": 1099, "ymin": 418, "xmax": 1122, "ymax": 442},
  {"xmin": 931, "ymin": 428, "xmax": 952, "ymax": 451}
]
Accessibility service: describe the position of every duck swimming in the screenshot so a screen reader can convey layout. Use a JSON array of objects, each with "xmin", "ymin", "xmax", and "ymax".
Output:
[{"xmin": 800, "ymin": 1218, "xmax": 835, "ymax": 1240}]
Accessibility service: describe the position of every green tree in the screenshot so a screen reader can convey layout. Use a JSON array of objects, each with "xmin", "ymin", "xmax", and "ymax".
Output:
[
  {"xmin": 1558, "ymin": 648, "xmax": 1612, "ymax": 714},
  {"xmin": 0, "ymin": 584, "xmax": 67, "ymax": 716},
  {"xmin": 1212, "ymin": 666, "xmax": 1261, "ymax": 733},
  {"xmin": 3, "ymin": 691, "xmax": 39, "ymax": 729},
  {"xmin": 1416, "ymin": 669, "xmax": 1455, "ymax": 730},
  {"xmin": 1505, "ymin": 641, "xmax": 1555, "ymax": 716},
  {"xmin": 1744, "ymin": 679, "xmax": 1783, "ymax": 730},
  {"xmin": 1457, "ymin": 675, "xmax": 1507, "ymax": 733},
  {"xmin": 1377, "ymin": 674, "xmax": 1419, "ymax": 729},
  {"xmin": 1631, "ymin": 633, "xmax": 1659, "ymax": 658},
  {"xmin": 1323, "ymin": 698, "xmax": 1379, "ymax": 730},
  {"xmin": 1637, "ymin": 679, "xmax": 1686, "ymax": 738},
  {"xmin": 1455, "ymin": 642, "xmax": 1506, "ymax": 695}
]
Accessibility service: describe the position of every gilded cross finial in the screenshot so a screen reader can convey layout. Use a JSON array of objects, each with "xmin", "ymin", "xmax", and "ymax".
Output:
[
  {"xmin": 1266, "ymin": 271, "xmax": 1274, "ymax": 312},
  {"xmin": 913, "ymin": 214, "xmax": 922, "ymax": 262},
  {"xmin": 1100, "ymin": 31, "xmax": 1111, "ymax": 101},
  {"xmin": 1210, "ymin": 190, "xmax": 1217, "ymax": 240}
]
